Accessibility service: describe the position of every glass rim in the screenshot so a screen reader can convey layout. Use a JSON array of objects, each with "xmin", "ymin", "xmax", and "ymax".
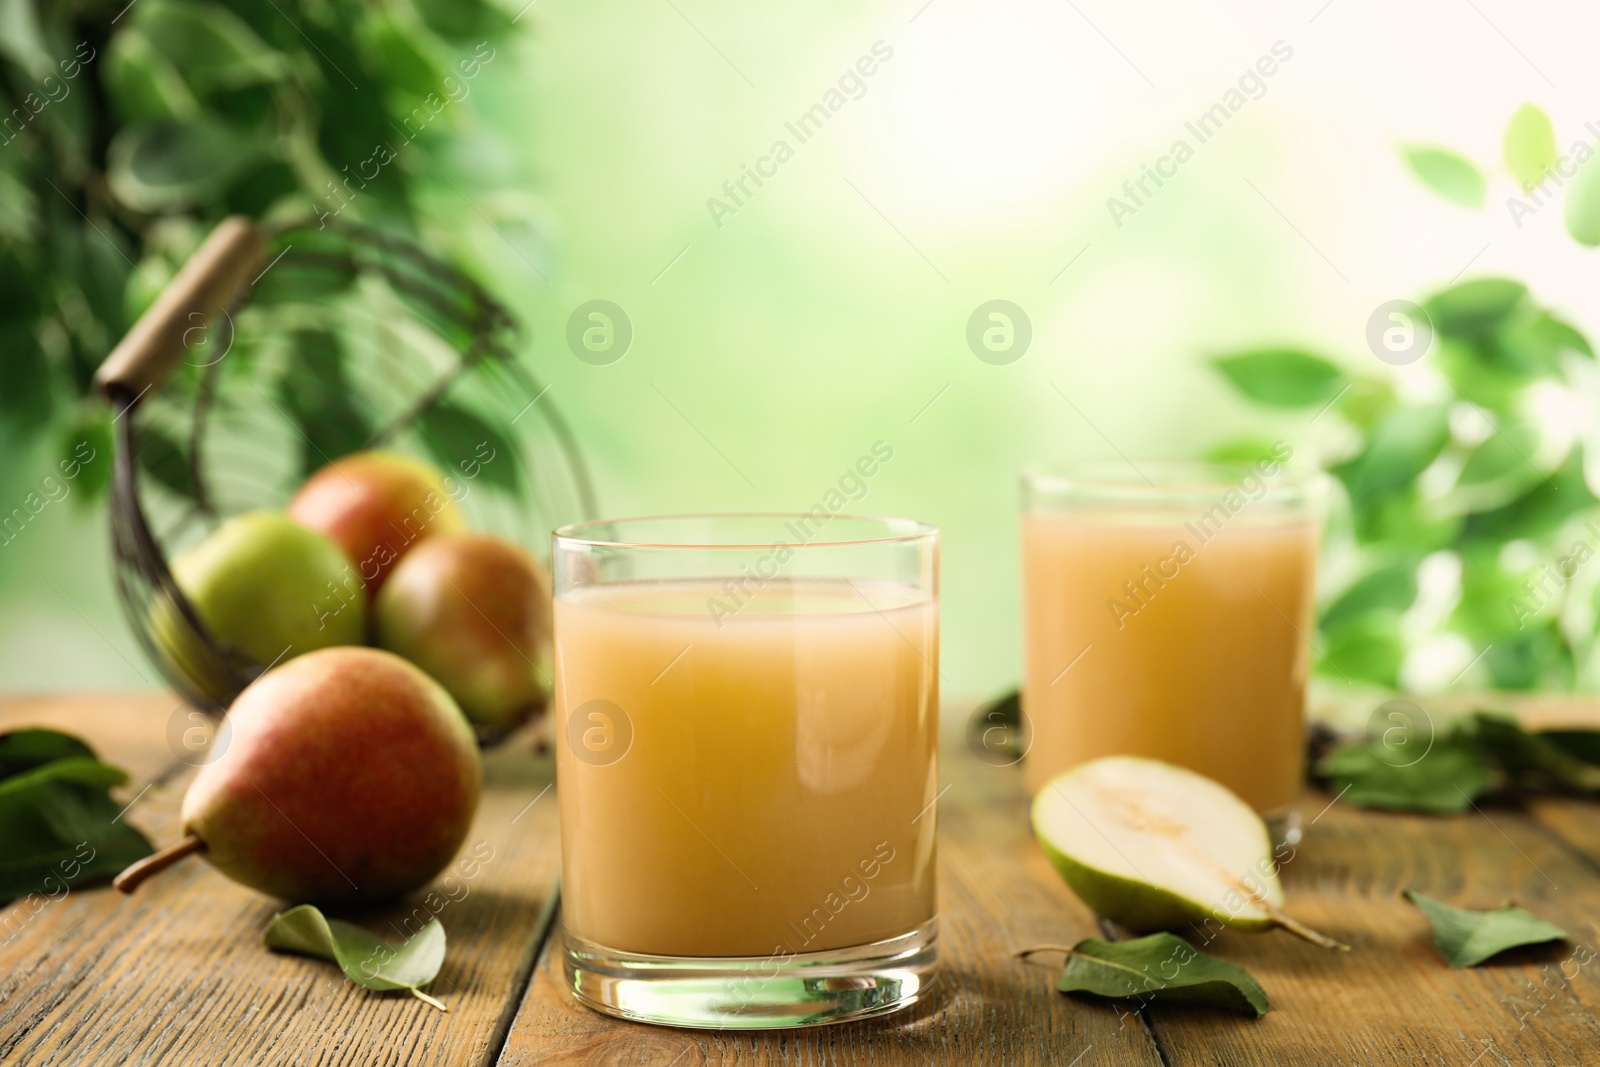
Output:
[
  {"xmin": 1022, "ymin": 459, "xmax": 1329, "ymax": 498},
  {"xmin": 552, "ymin": 512, "xmax": 939, "ymax": 550}
]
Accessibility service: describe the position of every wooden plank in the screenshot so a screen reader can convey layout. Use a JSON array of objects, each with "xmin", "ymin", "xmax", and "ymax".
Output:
[
  {"xmin": 497, "ymin": 735, "xmax": 1165, "ymax": 1066},
  {"xmin": 503, "ymin": 723, "xmax": 1600, "ymax": 1066},
  {"xmin": 0, "ymin": 694, "xmax": 561, "ymax": 1067},
  {"xmin": 13, "ymin": 694, "xmax": 1600, "ymax": 1065},
  {"xmin": 1143, "ymin": 794, "xmax": 1600, "ymax": 1066},
  {"xmin": 0, "ymin": 692, "xmax": 183, "ymax": 784}
]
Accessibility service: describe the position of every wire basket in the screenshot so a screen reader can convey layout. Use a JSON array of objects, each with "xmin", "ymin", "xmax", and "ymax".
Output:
[{"xmin": 96, "ymin": 215, "xmax": 594, "ymax": 742}]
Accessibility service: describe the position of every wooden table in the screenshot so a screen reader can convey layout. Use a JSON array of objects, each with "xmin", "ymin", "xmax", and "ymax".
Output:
[{"xmin": 4, "ymin": 693, "xmax": 1599, "ymax": 1066}]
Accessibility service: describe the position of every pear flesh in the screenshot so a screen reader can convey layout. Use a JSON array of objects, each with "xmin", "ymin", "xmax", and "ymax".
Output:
[{"xmin": 1032, "ymin": 756, "xmax": 1342, "ymax": 948}]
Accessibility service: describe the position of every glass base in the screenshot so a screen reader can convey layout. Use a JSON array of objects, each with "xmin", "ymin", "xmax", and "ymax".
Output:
[{"xmin": 562, "ymin": 919, "xmax": 938, "ymax": 1029}]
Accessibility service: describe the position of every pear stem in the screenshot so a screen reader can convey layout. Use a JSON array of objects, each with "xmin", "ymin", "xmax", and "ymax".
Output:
[
  {"xmin": 113, "ymin": 834, "xmax": 207, "ymax": 895},
  {"xmin": 408, "ymin": 987, "xmax": 449, "ymax": 1012},
  {"xmin": 1265, "ymin": 906, "xmax": 1350, "ymax": 951}
]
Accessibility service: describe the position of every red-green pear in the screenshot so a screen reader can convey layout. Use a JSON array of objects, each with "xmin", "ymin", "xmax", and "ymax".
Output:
[
  {"xmin": 375, "ymin": 533, "xmax": 551, "ymax": 736},
  {"xmin": 168, "ymin": 511, "xmax": 364, "ymax": 674},
  {"xmin": 115, "ymin": 647, "xmax": 481, "ymax": 904},
  {"xmin": 287, "ymin": 451, "xmax": 463, "ymax": 595}
]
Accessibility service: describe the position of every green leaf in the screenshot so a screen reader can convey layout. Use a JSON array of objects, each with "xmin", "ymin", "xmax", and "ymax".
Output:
[
  {"xmin": 249, "ymin": 241, "xmax": 356, "ymax": 307},
  {"xmin": 1203, "ymin": 438, "xmax": 1291, "ymax": 466},
  {"xmin": 419, "ymin": 401, "xmax": 521, "ymax": 496},
  {"xmin": 0, "ymin": 244, "xmax": 53, "ymax": 435},
  {"xmin": 136, "ymin": 425, "xmax": 196, "ymax": 500},
  {"xmin": 1525, "ymin": 311, "xmax": 1594, "ymax": 359},
  {"xmin": 105, "ymin": 28, "xmax": 201, "ymax": 123},
  {"xmin": 0, "ymin": 731, "xmax": 155, "ymax": 902},
  {"xmin": 1464, "ymin": 452, "xmax": 1597, "ymax": 544},
  {"xmin": 1537, "ymin": 729, "xmax": 1600, "ymax": 767},
  {"xmin": 132, "ymin": 0, "xmax": 287, "ymax": 95},
  {"xmin": 1503, "ymin": 104, "xmax": 1558, "ymax": 192},
  {"xmin": 1317, "ymin": 615, "xmax": 1405, "ymax": 687},
  {"xmin": 1457, "ymin": 420, "xmax": 1541, "ymax": 490},
  {"xmin": 1404, "ymin": 890, "xmax": 1567, "ymax": 967},
  {"xmin": 1467, "ymin": 713, "xmax": 1600, "ymax": 791},
  {"xmin": 1315, "ymin": 739, "xmax": 1494, "ymax": 813},
  {"xmin": 412, "ymin": 0, "xmax": 512, "ymax": 42},
  {"xmin": 1319, "ymin": 561, "xmax": 1419, "ymax": 632},
  {"xmin": 1453, "ymin": 545, "xmax": 1546, "ymax": 642},
  {"xmin": 0, "ymin": 757, "xmax": 128, "ymax": 799},
  {"xmin": 1212, "ymin": 349, "xmax": 1344, "ymax": 408},
  {"xmin": 1402, "ymin": 145, "xmax": 1486, "ymax": 207},
  {"xmin": 966, "ymin": 688, "xmax": 1025, "ymax": 764},
  {"xmin": 1054, "ymin": 933, "xmax": 1269, "ymax": 1018},
  {"xmin": 1423, "ymin": 279, "xmax": 1528, "ymax": 340},
  {"xmin": 276, "ymin": 330, "xmax": 374, "ymax": 476},
  {"xmin": 1332, "ymin": 405, "xmax": 1450, "ymax": 511},
  {"xmin": 1484, "ymin": 625, "xmax": 1576, "ymax": 691},
  {"xmin": 107, "ymin": 117, "xmax": 266, "ymax": 213},
  {"xmin": 60, "ymin": 410, "xmax": 113, "ymax": 506},
  {"xmin": 1565, "ymin": 158, "xmax": 1600, "ymax": 247},
  {"xmin": 0, "ymin": 730, "xmax": 95, "ymax": 779},
  {"xmin": 356, "ymin": 14, "xmax": 445, "ymax": 100},
  {"xmin": 263, "ymin": 904, "xmax": 448, "ymax": 1008},
  {"xmin": 0, "ymin": 0, "xmax": 54, "ymax": 80}
]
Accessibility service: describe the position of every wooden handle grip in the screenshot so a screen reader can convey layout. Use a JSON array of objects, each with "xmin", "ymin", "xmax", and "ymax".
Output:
[{"xmin": 95, "ymin": 216, "xmax": 266, "ymax": 400}]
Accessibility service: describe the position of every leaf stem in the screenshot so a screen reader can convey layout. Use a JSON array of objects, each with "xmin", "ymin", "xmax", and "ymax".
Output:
[
  {"xmin": 113, "ymin": 834, "xmax": 207, "ymax": 894},
  {"xmin": 408, "ymin": 987, "xmax": 449, "ymax": 1012}
]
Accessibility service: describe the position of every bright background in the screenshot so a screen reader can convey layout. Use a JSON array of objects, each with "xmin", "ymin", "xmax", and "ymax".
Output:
[{"xmin": 4, "ymin": 0, "xmax": 1599, "ymax": 703}]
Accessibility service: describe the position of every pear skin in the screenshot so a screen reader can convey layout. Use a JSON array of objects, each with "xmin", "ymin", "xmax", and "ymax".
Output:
[
  {"xmin": 119, "ymin": 647, "xmax": 481, "ymax": 904},
  {"xmin": 287, "ymin": 451, "xmax": 463, "ymax": 595},
  {"xmin": 168, "ymin": 511, "xmax": 365, "ymax": 672},
  {"xmin": 375, "ymin": 534, "xmax": 551, "ymax": 734}
]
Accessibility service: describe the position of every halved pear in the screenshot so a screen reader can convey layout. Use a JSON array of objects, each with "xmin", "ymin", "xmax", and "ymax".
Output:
[{"xmin": 1031, "ymin": 756, "xmax": 1344, "ymax": 949}]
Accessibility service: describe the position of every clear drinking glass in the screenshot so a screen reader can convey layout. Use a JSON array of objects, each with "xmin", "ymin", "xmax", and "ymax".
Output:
[
  {"xmin": 551, "ymin": 514, "xmax": 940, "ymax": 1029},
  {"xmin": 1020, "ymin": 458, "xmax": 1326, "ymax": 841}
]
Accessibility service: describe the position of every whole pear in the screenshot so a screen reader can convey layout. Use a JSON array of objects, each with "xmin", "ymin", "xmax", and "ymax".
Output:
[
  {"xmin": 375, "ymin": 533, "xmax": 551, "ymax": 736},
  {"xmin": 287, "ymin": 451, "xmax": 463, "ymax": 595},
  {"xmin": 167, "ymin": 511, "xmax": 364, "ymax": 675},
  {"xmin": 116, "ymin": 647, "xmax": 481, "ymax": 904}
]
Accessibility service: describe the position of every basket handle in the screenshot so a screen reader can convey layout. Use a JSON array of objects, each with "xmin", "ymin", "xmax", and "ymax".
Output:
[{"xmin": 95, "ymin": 216, "xmax": 266, "ymax": 401}]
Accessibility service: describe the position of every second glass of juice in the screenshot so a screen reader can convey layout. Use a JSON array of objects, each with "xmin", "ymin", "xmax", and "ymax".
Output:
[
  {"xmin": 552, "ymin": 514, "xmax": 939, "ymax": 1029},
  {"xmin": 1021, "ymin": 459, "xmax": 1323, "ymax": 837}
]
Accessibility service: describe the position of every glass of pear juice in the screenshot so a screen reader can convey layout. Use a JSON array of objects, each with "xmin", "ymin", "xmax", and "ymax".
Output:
[
  {"xmin": 551, "ymin": 515, "xmax": 940, "ymax": 1029},
  {"xmin": 1019, "ymin": 459, "xmax": 1324, "ymax": 842}
]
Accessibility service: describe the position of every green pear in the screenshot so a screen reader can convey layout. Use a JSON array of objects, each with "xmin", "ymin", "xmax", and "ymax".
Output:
[
  {"xmin": 168, "ymin": 511, "xmax": 365, "ymax": 673},
  {"xmin": 115, "ymin": 647, "xmax": 481, "ymax": 904},
  {"xmin": 1031, "ymin": 756, "xmax": 1344, "ymax": 949}
]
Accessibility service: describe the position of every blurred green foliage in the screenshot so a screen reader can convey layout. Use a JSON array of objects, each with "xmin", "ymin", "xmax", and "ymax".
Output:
[
  {"xmin": 1214, "ymin": 104, "xmax": 1600, "ymax": 693},
  {"xmin": 1216, "ymin": 280, "xmax": 1596, "ymax": 691},
  {"xmin": 0, "ymin": 0, "xmax": 511, "ymax": 489}
]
